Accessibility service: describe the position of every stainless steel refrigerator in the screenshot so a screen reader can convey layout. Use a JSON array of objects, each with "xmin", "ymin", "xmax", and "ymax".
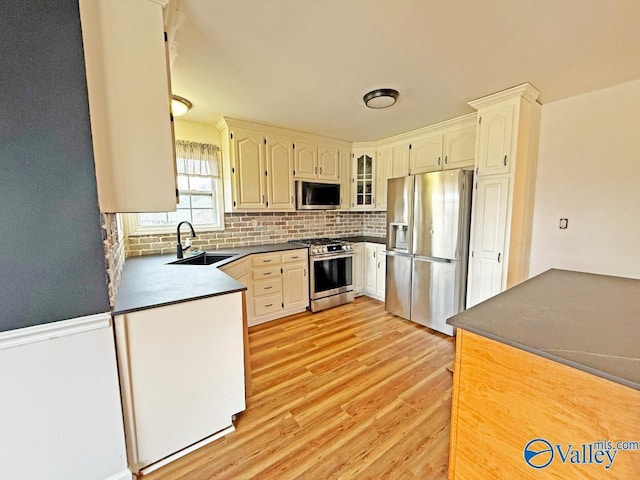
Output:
[{"xmin": 385, "ymin": 169, "xmax": 473, "ymax": 336}]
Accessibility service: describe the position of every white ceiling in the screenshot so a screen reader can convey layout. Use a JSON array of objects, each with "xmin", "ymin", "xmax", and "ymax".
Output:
[{"xmin": 169, "ymin": 0, "xmax": 640, "ymax": 142}]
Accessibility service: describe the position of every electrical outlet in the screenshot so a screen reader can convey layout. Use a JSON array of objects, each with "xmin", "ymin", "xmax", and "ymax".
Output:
[{"xmin": 559, "ymin": 218, "xmax": 568, "ymax": 229}]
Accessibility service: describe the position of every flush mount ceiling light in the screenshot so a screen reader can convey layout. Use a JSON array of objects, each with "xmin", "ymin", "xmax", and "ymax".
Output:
[
  {"xmin": 363, "ymin": 88, "xmax": 399, "ymax": 109},
  {"xmin": 171, "ymin": 94, "xmax": 193, "ymax": 117}
]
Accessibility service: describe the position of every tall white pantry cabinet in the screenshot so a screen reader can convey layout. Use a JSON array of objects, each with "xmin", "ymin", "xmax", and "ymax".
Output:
[{"xmin": 466, "ymin": 84, "xmax": 541, "ymax": 308}]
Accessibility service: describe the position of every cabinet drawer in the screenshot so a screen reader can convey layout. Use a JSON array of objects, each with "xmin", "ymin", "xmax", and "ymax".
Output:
[
  {"xmin": 253, "ymin": 293, "xmax": 283, "ymax": 316},
  {"xmin": 282, "ymin": 250, "xmax": 307, "ymax": 263},
  {"xmin": 253, "ymin": 265, "xmax": 281, "ymax": 281},
  {"xmin": 252, "ymin": 253, "xmax": 281, "ymax": 267},
  {"xmin": 253, "ymin": 277, "xmax": 282, "ymax": 296}
]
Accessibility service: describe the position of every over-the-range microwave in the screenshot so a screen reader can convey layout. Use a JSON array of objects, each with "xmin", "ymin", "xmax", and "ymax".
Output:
[{"xmin": 296, "ymin": 180, "xmax": 340, "ymax": 210}]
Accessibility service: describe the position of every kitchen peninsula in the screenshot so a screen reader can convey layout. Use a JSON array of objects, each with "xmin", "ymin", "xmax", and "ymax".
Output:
[{"xmin": 447, "ymin": 269, "xmax": 640, "ymax": 479}]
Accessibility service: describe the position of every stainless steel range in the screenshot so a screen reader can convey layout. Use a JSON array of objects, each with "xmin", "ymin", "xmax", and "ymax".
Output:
[{"xmin": 288, "ymin": 238, "xmax": 354, "ymax": 312}]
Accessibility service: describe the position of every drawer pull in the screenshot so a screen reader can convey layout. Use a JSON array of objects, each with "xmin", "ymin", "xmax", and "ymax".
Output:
[
  {"xmin": 264, "ymin": 286, "xmax": 272, "ymax": 290},
  {"xmin": 265, "ymin": 303, "xmax": 273, "ymax": 307},
  {"xmin": 290, "ymin": 256, "xmax": 299, "ymax": 259},
  {"xmin": 263, "ymin": 259, "xmax": 272, "ymax": 263},
  {"xmin": 263, "ymin": 271, "xmax": 272, "ymax": 276}
]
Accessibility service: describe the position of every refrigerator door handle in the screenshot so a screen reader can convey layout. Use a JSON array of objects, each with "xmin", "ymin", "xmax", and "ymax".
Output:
[{"xmin": 414, "ymin": 255, "xmax": 452, "ymax": 264}]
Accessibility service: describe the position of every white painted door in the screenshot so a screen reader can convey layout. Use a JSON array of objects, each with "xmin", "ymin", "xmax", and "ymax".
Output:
[
  {"xmin": 364, "ymin": 243, "xmax": 377, "ymax": 292},
  {"xmin": 467, "ymin": 176, "xmax": 510, "ymax": 307},
  {"xmin": 352, "ymin": 243, "xmax": 364, "ymax": 293},
  {"xmin": 410, "ymin": 133, "xmax": 443, "ymax": 174},
  {"xmin": 444, "ymin": 124, "xmax": 476, "ymax": 169},
  {"xmin": 318, "ymin": 146, "xmax": 340, "ymax": 180},
  {"xmin": 391, "ymin": 144, "xmax": 410, "ymax": 178},
  {"xmin": 282, "ymin": 262, "xmax": 309, "ymax": 310},
  {"xmin": 266, "ymin": 136, "xmax": 294, "ymax": 210},
  {"xmin": 375, "ymin": 147, "xmax": 392, "ymax": 210},
  {"xmin": 339, "ymin": 149, "xmax": 351, "ymax": 209},
  {"xmin": 294, "ymin": 141, "xmax": 318, "ymax": 179},
  {"xmin": 476, "ymin": 104, "xmax": 514, "ymax": 176},
  {"xmin": 375, "ymin": 245, "xmax": 386, "ymax": 297},
  {"xmin": 232, "ymin": 129, "xmax": 266, "ymax": 210}
]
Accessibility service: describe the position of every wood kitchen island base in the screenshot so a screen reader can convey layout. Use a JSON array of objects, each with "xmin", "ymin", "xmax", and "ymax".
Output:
[{"xmin": 449, "ymin": 330, "xmax": 640, "ymax": 479}]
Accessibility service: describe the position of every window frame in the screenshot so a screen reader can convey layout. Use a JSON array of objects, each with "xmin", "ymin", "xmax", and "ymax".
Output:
[{"xmin": 126, "ymin": 143, "xmax": 225, "ymax": 237}]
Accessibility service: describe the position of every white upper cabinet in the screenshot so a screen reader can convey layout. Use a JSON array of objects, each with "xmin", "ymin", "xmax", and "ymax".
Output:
[
  {"xmin": 231, "ymin": 129, "xmax": 267, "ymax": 210},
  {"xmin": 317, "ymin": 146, "xmax": 340, "ymax": 181},
  {"xmin": 466, "ymin": 83, "xmax": 541, "ymax": 304},
  {"xmin": 266, "ymin": 136, "xmax": 295, "ymax": 210},
  {"xmin": 80, "ymin": 0, "xmax": 176, "ymax": 213},
  {"xmin": 409, "ymin": 133, "xmax": 443, "ymax": 174},
  {"xmin": 340, "ymin": 149, "xmax": 351, "ymax": 209},
  {"xmin": 217, "ymin": 118, "xmax": 350, "ymax": 212},
  {"xmin": 475, "ymin": 104, "xmax": 515, "ymax": 176},
  {"xmin": 294, "ymin": 142, "xmax": 318, "ymax": 179},
  {"xmin": 391, "ymin": 144, "xmax": 410, "ymax": 178},
  {"xmin": 375, "ymin": 147, "xmax": 392, "ymax": 210},
  {"xmin": 443, "ymin": 121, "xmax": 476, "ymax": 170},
  {"xmin": 295, "ymin": 143, "xmax": 339, "ymax": 181},
  {"xmin": 352, "ymin": 151, "xmax": 376, "ymax": 209}
]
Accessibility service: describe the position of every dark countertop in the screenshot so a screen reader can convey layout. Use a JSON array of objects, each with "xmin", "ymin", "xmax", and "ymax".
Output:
[
  {"xmin": 448, "ymin": 269, "xmax": 640, "ymax": 391},
  {"xmin": 113, "ymin": 243, "xmax": 306, "ymax": 315},
  {"xmin": 339, "ymin": 236, "xmax": 386, "ymax": 244}
]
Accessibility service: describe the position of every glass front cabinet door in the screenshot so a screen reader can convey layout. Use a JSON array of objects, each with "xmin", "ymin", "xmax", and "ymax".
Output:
[{"xmin": 353, "ymin": 152, "xmax": 375, "ymax": 208}]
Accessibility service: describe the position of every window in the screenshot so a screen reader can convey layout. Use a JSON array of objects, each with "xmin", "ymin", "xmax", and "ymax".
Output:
[{"xmin": 128, "ymin": 140, "xmax": 224, "ymax": 235}]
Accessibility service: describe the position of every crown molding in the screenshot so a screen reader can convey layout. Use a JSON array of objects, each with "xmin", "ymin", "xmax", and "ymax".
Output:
[{"xmin": 468, "ymin": 83, "xmax": 541, "ymax": 110}]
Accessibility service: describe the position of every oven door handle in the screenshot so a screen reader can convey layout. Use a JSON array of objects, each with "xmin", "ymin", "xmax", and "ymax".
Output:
[{"xmin": 311, "ymin": 253, "xmax": 354, "ymax": 262}]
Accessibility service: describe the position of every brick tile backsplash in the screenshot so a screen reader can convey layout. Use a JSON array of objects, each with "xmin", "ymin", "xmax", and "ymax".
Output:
[
  {"xmin": 126, "ymin": 211, "xmax": 388, "ymax": 257},
  {"xmin": 101, "ymin": 213, "xmax": 125, "ymax": 306}
]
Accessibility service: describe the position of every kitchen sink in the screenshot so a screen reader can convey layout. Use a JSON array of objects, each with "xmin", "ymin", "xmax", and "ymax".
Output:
[{"xmin": 168, "ymin": 253, "xmax": 235, "ymax": 266}]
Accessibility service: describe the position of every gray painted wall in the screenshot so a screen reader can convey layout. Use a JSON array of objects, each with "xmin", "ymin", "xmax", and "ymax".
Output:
[{"xmin": 0, "ymin": 0, "xmax": 110, "ymax": 331}]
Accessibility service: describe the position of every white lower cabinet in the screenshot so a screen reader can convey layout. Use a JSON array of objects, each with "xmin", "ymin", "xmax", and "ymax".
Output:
[
  {"xmin": 359, "ymin": 242, "xmax": 386, "ymax": 301},
  {"xmin": 221, "ymin": 249, "xmax": 309, "ymax": 326},
  {"xmin": 114, "ymin": 293, "xmax": 245, "ymax": 475},
  {"xmin": 352, "ymin": 243, "xmax": 365, "ymax": 294}
]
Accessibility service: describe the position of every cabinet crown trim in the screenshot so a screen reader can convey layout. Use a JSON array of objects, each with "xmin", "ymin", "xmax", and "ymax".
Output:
[{"xmin": 468, "ymin": 83, "xmax": 541, "ymax": 110}]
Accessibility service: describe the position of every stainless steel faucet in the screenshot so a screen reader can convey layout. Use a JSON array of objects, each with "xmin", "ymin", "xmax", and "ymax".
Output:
[{"xmin": 176, "ymin": 221, "xmax": 196, "ymax": 259}]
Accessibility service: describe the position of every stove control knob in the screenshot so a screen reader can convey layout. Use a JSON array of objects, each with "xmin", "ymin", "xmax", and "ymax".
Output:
[
  {"xmin": 322, "ymin": 246, "xmax": 328, "ymax": 253},
  {"xmin": 312, "ymin": 248, "xmax": 318, "ymax": 254},
  {"xmin": 345, "ymin": 245, "xmax": 352, "ymax": 251}
]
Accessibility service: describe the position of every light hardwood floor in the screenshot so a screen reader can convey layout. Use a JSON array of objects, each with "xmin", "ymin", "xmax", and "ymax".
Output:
[{"xmin": 143, "ymin": 296, "xmax": 455, "ymax": 479}]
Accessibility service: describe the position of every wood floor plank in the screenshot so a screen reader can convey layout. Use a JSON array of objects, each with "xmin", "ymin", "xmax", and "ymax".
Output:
[{"xmin": 142, "ymin": 297, "xmax": 455, "ymax": 480}]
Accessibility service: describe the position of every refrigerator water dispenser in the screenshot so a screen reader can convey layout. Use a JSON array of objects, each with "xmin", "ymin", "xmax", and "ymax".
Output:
[{"xmin": 389, "ymin": 222, "xmax": 409, "ymax": 251}]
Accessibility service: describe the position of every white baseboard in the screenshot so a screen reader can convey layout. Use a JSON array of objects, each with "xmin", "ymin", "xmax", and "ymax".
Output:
[
  {"xmin": 138, "ymin": 425, "xmax": 235, "ymax": 476},
  {"xmin": 103, "ymin": 470, "xmax": 133, "ymax": 480},
  {"xmin": 0, "ymin": 312, "xmax": 111, "ymax": 350}
]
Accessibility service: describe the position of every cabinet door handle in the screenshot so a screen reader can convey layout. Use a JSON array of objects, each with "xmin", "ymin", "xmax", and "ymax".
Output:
[
  {"xmin": 264, "ymin": 286, "xmax": 272, "ymax": 290},
  {"xmin": 378, "ymin": 261, "xmax": 380, "ymax": 269},
  {"xmin": 438, "ymin": 156, "xmax": 441, "ymax": 165},
  {"xmin": 291, "ymin": 195, "xmax": 293, "ymax": 203},
  {"xmin": 444, "ymin": 155, "xmax": 448, "ymax": 165},
  {"xmin": 320, "ymin": 167, "xmax": 323, "ymax": 174},
  {"xmin": 262, "ymin": 194, "xmax": 265, "ymax": 203},
  {"xmin": 497, "ymin": 253, "xmax": 501, "ymax": 263},
  {"xmin": 503, "ymin": 155, "xmax": 508, "ymax": 166},
  {"xmin": 315, "ymin": 166, "xmax": 317, "ymax": 174},
  {"xmin": 304, "ymin": 268, "xmax": 306, "ymax": 276},
  {"xmin": 373, "ymin": 251, "xmax": 376, "ymax": 258}
]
